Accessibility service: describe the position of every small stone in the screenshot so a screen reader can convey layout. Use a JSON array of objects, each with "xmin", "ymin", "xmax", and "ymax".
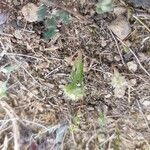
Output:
[
  {"xmin": 109, "ymin": 15, "xmax": 131, "ymax": 40},
  {"xmin": 87, "ymin": 106, "xmax": 94, "ymax": 111},
  {"xmin": 58, "ymin": 90, "xmax": 63, "ymax": 96},
  {"xmin": 105, "ymin": 94, "xmax": 111, "ymax": 98},
  {"xmin": 127, "ymin": 61, "xmax": 138, "ymax": 72},
  {"xmin": 14, "ymin": 30, "xmax": 23, "ymax": 39},
  {"xmin": 114, "ymin": 55, "xmax": 121, "ymax": 61},
  {"xmin": 129, "ymin": 79, "xmax": 137, "ymax": 86},
  {"xmin": 147, "ymin": 115, "xmax": 150, "ymax": 121},
  {"xmin": 101, "ymin": 37, "xmax": 107, "ymax": 47}
]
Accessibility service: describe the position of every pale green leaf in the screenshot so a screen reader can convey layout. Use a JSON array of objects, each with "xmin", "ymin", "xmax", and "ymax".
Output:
[
  {"xmin": 37, "ymin": 5, "xmax": 47, "ymax": 21},
  {"xmin": 43, "ymin": 17, "xmax": 57, "ymax": 40},
  {"xmin": 63, "ymin": 55, "xmax": 84, "ymax": 101},
  {"xmin": 46, "ymin": 17, "xmax": 56, "ymax": 28},
  {"xmin": 64, "ymin": 84, "xmax": 84, "ymax": 100},
  {"xmin": 1, "ymin": 65, "xmax": 16, "ymax": 74},
  {"xmin": 0, "ymin": 82, "xmax": 7, "ymax": 98},
  {"xmin": 98, "ymin": 113, "xmax": 105, "ymax": 128},
  {"xmin": 55, "ymin": 10, "xmax": 70, "ymax": 24},
  {"xmin": 111, "ymin": 69, "xmax": 128, "ymax": 98},
  {"xmin": 43, "ymin": 27, "xmax": 57, "ymax": 40},
  {"xmin": 111, "ymin": 69, "xmax": 127, "ymax": 88},
  {"xmin": 96, "ymin": 0, "xmax": 113, "ymax": 14},
  {"xmin": 70, "ymin": 55, "xmax": 84, "ymax": 84}
]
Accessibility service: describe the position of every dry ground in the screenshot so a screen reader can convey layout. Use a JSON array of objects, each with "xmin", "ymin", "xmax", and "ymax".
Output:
[{"xmin": 0, "ymin": 0, "xmax": 150, "ymax": 149}]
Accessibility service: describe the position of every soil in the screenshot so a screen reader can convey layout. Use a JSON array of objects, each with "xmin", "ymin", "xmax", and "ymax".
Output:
[{"xmin": 0, "ymin": 0, "xmax": 150, "ymax": 149}]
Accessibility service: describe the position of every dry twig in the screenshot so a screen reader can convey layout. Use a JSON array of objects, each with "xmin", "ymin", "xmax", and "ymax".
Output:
[
  {"xmin": 0, "ymin": 101, "xmax": 20, "ymax": 150},
  {"xmin": 118, "ymin": 39, "xmax": 150, "ymax": 77}
]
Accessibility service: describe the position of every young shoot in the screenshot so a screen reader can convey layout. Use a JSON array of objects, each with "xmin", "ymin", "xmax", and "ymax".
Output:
[{"xmin": 63, "ymin": 54, "xmax": 84, "ymax": 101}]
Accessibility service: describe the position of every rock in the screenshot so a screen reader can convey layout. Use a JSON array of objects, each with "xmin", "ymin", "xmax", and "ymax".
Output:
[
  {"xmin": 109, "ymin": 15, "xmax": 131, "ymax": 40},
  {"xmin": 114, "ymin": 55, "xmax": 121, "ymax": 62},
  {"xmin": 14, "ymin": 30, "xmax": 23, "ymax": 39},
  {"xmin": 101, "ymin": 37, "xmax": 107, "ymax": 47},
  {"xmin": 126, "ymin": 0, "xmax": 150, "ymax": 9},
  {"xmin": 127, "ymin": 61, "xmax": 138, "ymax": 72}
]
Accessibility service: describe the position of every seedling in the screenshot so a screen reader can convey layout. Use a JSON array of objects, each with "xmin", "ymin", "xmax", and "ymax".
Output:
[
  {"xmin": 22, "ymin": 3, "xmax": 70, "ymax": 40},
  {"xmin": 38, "ymin": 5, "xmax": 70, "ymax": 40},
  {"xmin": 98, "ymin": 112, "xmax": 105, "ymax": 129},
  {"xmin": 63, "ymin": 54, "xmax": 84, "ymax": 101}
]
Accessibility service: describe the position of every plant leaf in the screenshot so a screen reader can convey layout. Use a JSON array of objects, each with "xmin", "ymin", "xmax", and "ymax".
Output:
[
  {"xmin": 55, "ymin": 10, "xmax": 70, "ymax": 24},
  {"xmin": 111, "ymin": 69, "xmax": 127, "ymax": 88},
  {"xmin": 0, "ymin": 81, "xmax": 7, "ymax": 98},
  {"xmin": 0, "ymin": 65, "xmax": 16, "ymax": 74},
  {"xmin": 43, "ymin": 26, "xmax": 57, "ymax": 40},
  {"xmin": 111, "ymin": 69, "xmax": 127, "ymax": 98},
  {"xmin": 70, "ymin": 54, "xmax": 84, "ymax": 84},
  {"xmin": 46, "ymin": 17, "xmax": 56, "ymax": 28},
  {"xmin": 37, "ymin": 5, "xmax": 47, "ymax": 21},
  {"xmin": 43, "ymin": 17, "xmax": 57, "ymax": 40},
  {"xmin": 98, "ymin": 113, "xmax": 105, "ymax": 128},
  {"xmin": 63, "ymin": 54, "xmax": 84, "ymax": 100},
  {"xmin": 64, "ymin": 84, "xmax": 84, "ymax": 100},
  {"xmin": 96, "ymin": 0, "xmax": 113, "ymax": 14}
]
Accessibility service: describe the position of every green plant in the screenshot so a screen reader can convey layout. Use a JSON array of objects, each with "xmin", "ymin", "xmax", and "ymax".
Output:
[
  {"xmin": 0, "ymin": 81, "xmax": 7, "ymax": 99},
  {"xmin": 37, "ymin": 5, "xmax": 70, "ymax": 40},
  {"xmin": 111, "ymin": 69, "xmax": 127, "ymax": 98},
  {"xmin": 96, "ymin": 0, "xmax": 114, "ymax": 14},
  {"xmin": 63, "ymin": 54, "xmax": 84, "ymax": 100},
  {"xmin": 112, "ymin": 128, "xmax": 121, "ymax": 150},
  {"xmin": 98, "ymin": 112, "xmax": 105, "ymax": 128}
]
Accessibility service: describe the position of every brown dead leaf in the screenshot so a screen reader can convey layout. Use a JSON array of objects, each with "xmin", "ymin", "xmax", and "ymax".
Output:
[
  {"xmin": 21, "ymin": 3, "xmax": 38, "ymax": 22},
  {"xmin": 109, "ymin": 15, "xmax": 131, "ymax": 40}
]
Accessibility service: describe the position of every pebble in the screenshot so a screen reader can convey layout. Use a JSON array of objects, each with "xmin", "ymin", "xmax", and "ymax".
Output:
[
  {"xmin": 105, "ymin": 94, "xmax": 111, "ymax": 98},
  {"xmin": 127, "ymin": 61, "xmax": 138, "ymax": 72},
  {"xmin": 129, "ymin": 79, "xmax": 137, "ymax": 86},
  {"xmin": 114, "ymin": 55, "xmax": 121, "ymax": 62},
  {"xmin": 147, "ymin": 115, "xmax": 150, "ymax": 121},
  {"xmin": 14, "ymin": 30, "xmax": 23, "ymax": 39}
]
